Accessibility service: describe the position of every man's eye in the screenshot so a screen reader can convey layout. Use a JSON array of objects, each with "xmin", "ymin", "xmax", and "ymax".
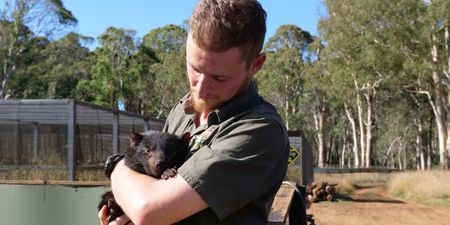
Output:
[
  {"xmin": 191, "ymin": 66, "xmax": 201, "ymax": 74},
  {"xmin": 214, "ymin": 76, "xmax": 227, "ymax": 81}
]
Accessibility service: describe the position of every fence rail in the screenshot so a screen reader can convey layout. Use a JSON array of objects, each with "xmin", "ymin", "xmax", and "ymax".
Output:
[
  {"xmin": 314, "ymin": 167, "xmax": 399, "ymax": 174},
  {"xmin": 0, "ymin": 165, "xmax": 103, "ymax": 172},
  {"xmin": 0, "ymin": 179, "xmax": 109, "ymax": 186}
]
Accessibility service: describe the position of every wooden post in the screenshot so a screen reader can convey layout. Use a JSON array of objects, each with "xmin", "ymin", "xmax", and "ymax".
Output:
[
  {"xmin": 67, "ymin": 100, "xmax": 76, "ymax": 181},
  {"xmin": 267, "ymin": 182, "xmax": 296, "ymax": 225}
]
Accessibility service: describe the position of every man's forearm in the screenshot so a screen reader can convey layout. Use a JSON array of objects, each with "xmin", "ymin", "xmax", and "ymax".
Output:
[
  {"xmin": 110, "ymin": 160, "xmax": 208, "ymax": 225},
  {"xmin": 110, "ymin": 161, "xmax": 160, "ymax": 224}
]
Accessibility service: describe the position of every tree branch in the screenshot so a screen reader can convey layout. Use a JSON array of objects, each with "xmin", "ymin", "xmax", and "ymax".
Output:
[{"xmin": 405, "ymin": 89, "xmax": 438, "ymax": 118}]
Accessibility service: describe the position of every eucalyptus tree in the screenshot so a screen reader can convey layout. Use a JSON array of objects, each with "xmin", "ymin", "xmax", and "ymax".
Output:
[
  {"xmin": 418, "ymin": 0, "xmax": 450, "ymax": 169},
  {"xmin": 258, "ymin": 25, "xmax": 313, "ymax": 129},
  {"xmin": 3, "ymin": 35, "xmax": 49, "ymax": 98},
  {"xmin": 79, "ymin": 27, "xmax": 138, "ymax": 109},
  {"xmin": 382, "ymin": 0, "xmax": 450, "ymax": 169},
  {"xmin": 124, "ymin": 45, "xmax": 159, "ymax": 114},
  {"xmin": 42, "ymin": 32, "xmax": 93, "ymax": 98},
  {"xmin": 319, "ymin": 0, "xmax": 425, "ymax": 167},
  {"xmin": 0, "ymin": 0, "xmax": 76, "ymax": 98},
  {"xmin": 259, "ymin": 25, "xmax": 347, "ymax": 168},
  {"xmin": 2, "ymin": 32, "xmax": 92, "ymax": 99},
  {"xmin": 142, "ymin": 24, "xmax": 188, "ymax": 118},
  {"xmin": 303, "ymin": 35, "xmax": 345, "ymax": 168}
]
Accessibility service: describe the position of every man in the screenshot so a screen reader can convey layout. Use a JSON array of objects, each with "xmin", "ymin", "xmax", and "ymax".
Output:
[{"xmin": 99, "ymin": 0, "xmax": 289, "ymax": 224}]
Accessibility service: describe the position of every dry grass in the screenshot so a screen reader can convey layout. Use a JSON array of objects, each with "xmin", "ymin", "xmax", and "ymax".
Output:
[
  {"xmin": 76, "ymin": 169, "xmax": 107, "ymax": 181},
  {"xmin": 286, "ymin": 165, "xmax": 302, "ymax": 183},
  {"xmin": 314, "ymin": 172, "xmax": 391, "ymax": 194},
  {"xmin": 388, "ymin": 170, "xmax": 450, "ymax": 206},
  {"xmin": 311, "ymin": 170, "xmax": 450, "ymax": 206},
  {"xmin": 0, "ymin": 169, "xmax": 67, "ymax": 180}
]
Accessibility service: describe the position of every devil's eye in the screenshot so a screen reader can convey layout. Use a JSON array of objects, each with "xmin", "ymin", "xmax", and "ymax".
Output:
[
  {"xmin": 144, "ymin": 147, "xmax": 151, "ymax": 153},
  {"xmin": 144, "ymin": 144, "xmax": 157, "ymax": 153}
]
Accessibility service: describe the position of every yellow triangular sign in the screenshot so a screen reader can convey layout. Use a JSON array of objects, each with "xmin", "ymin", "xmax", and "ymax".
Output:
[{"xmin": 288, "ymin": 146, "xmax": 300, "ymax": 165}]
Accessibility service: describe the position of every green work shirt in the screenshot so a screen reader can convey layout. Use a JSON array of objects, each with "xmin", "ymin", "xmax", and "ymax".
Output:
[{"xmin": 163, "ymin": 83, "xmax": 289, "ymax": 225}]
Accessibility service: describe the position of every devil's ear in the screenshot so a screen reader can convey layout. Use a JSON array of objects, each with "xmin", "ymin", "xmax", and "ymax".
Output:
[{"xmin": 130, "ymin": 131, "xmax": 143, "ymax": 147}]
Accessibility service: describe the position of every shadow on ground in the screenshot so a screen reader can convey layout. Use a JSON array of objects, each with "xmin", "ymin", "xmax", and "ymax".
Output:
[{"xmin": 334, "ymin": 186, "xmax": 405, "ymax": 204}]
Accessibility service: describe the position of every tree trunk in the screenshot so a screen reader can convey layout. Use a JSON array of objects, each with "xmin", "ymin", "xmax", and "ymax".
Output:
[
  {"xmin": 314, "ymin": 109, "xmax": 325, "ymax": 168},
  {"xmin": 428, "ymin": 110, "xmax": 434, "ymax": 170},
  {"xmin": 414, "ymin": 118, "xmax": 425, "ymax": 170},
  {"xmin": 285, "ymin": 74, "xmax": 290, "ymax": 130},
  {"xmin": 1, "ymin": 42, "xmax": 17, "ymax": 99},
  {"xmin": 430, "ymin": 31, "xmax": 448, "ymax": 169},
  {"xmin": 398, "ymin": 141, "xmax": 403, "ymax": 170},
  {"xmin": 403, "ymin": 141, "xmax": 408, "ymax": 170},
  {"xmin": 328, "ymin": 135, "xmax": 335, "ymax": 164},
  {"xmin": 344, "ymin": 102, "xmax": 360, "ymax": 168},
  {"xmin": 354, "ymin": 78, "xmax": 366, "ymax": 167},
  {"xmin": 384, "ymin": 136, "xmax": 400, "ymax": 167},
  {"xmin": 1, "ymin": 58, "xmax": 9, "ymax": 98},
  {"xmin": 446, "ymin": 24, "xmax": 450, "ymax": 169},
  {"xmin": 364, "ymin": 88, "xmax": 373, "ymax": 167},
  {"xmin": 340, "ymin": 134, "xmax": 347, "ymax": 168}
]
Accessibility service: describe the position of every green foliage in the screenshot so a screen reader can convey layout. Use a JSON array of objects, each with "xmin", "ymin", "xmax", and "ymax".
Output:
[
  {"xmin": 314, "ymin": 0, "xmax": 448, "ymax": 168},
  {"xmin": 0, "ymin": 0, "xmax": 78, "ymax": 98},
  {"xmin": 142, "ymin": 24, "xmax": 187, "ymax": 53},
  {"xmin": 2, "ymin": 0, "xmax": 450, "ymax": 170},
  {"xmin": 49, "ymin": 0, "xmax": 78, "ymax": 25},
  {"xmin": 257, "ymin": 25, "xmax": 314, "ymax": 130},
  {"xmin": 141, "ymin": 24, "xmax": 189, "ymax": 118}
]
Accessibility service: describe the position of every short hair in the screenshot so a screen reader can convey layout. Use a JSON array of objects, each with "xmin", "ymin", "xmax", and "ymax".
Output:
[{"xmin": 189, "ymin": 0, "xmax": 267, "ymax": 66}]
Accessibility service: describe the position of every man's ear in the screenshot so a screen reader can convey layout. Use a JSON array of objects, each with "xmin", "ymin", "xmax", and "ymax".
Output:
[
  {"xmin": 130, "ymin": 131, "xmax": 143, "ymax": 148},
  {"xmin": 249, "ymin": 52, "xmax": 266, "ymax": 76}
]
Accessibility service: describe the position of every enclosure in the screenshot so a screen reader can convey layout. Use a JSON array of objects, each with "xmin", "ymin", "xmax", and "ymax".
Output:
[
  {"xmin": 0, "ymin": 99, "xmax": 313, "ymax": 183},
  {"xmin": 0, "ymin": 99, "xmax": 164, "ymax": 180}
]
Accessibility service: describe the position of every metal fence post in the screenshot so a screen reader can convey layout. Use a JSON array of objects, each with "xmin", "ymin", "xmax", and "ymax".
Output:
[
  {"xmin": 144, "ymin": 118, "xmax": 149, "ymax": 131},
  {"xmin": 32, "ymin": 122, "xmax": 39, "ymax": 163},
  {"xmin": 67, "ymin": 100, "xmax": 76, "ymax": 181},
  {"xmin": 113, "ymin": 110, "xmax": 119, "ymax": 154}
]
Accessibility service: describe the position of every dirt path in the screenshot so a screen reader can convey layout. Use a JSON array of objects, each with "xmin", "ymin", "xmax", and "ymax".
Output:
[{"xmin": 307, "ymin": 186, "xmax": 450, "ymax": 225}]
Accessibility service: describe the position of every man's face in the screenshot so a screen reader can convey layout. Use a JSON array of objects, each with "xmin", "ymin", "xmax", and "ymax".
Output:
[{"xmin": 186, "ymin": 33, "xmax": 265, "ymax": 114}]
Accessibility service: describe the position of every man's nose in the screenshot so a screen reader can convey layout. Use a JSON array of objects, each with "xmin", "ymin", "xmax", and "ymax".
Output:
[{"xmin": 196, "ymin": 74, "xmax": 209, "ymax": 96}]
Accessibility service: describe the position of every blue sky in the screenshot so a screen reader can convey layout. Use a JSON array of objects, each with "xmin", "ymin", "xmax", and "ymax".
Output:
[{"xmin": 64, "ymin": 0, "xmax": 325, "ymax": 44}]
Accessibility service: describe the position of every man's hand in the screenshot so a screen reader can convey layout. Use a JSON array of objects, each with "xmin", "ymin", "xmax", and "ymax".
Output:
[{"xmin": 98, "ymin": 205, "xmax": 134, "ymax": 225}]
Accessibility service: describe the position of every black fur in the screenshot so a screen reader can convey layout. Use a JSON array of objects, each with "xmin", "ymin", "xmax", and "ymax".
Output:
[{"xmin": 98, "ymin": 131, "xmax": 189, "ymax": 222}]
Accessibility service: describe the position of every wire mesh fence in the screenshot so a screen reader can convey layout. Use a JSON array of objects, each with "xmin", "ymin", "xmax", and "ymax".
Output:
[
  {"xmin": 0, "ymin": 99, "xmax": 313, "ymax": 184},
  {"xmin": 0, "ymin": 99, "xmax": 164, "ymax": 180}
]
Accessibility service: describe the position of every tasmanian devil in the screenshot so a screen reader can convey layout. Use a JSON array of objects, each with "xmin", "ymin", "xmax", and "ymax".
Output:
[{"xmin": 98, "ymin": 131, "xmax": 190, "ymax": 222}]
